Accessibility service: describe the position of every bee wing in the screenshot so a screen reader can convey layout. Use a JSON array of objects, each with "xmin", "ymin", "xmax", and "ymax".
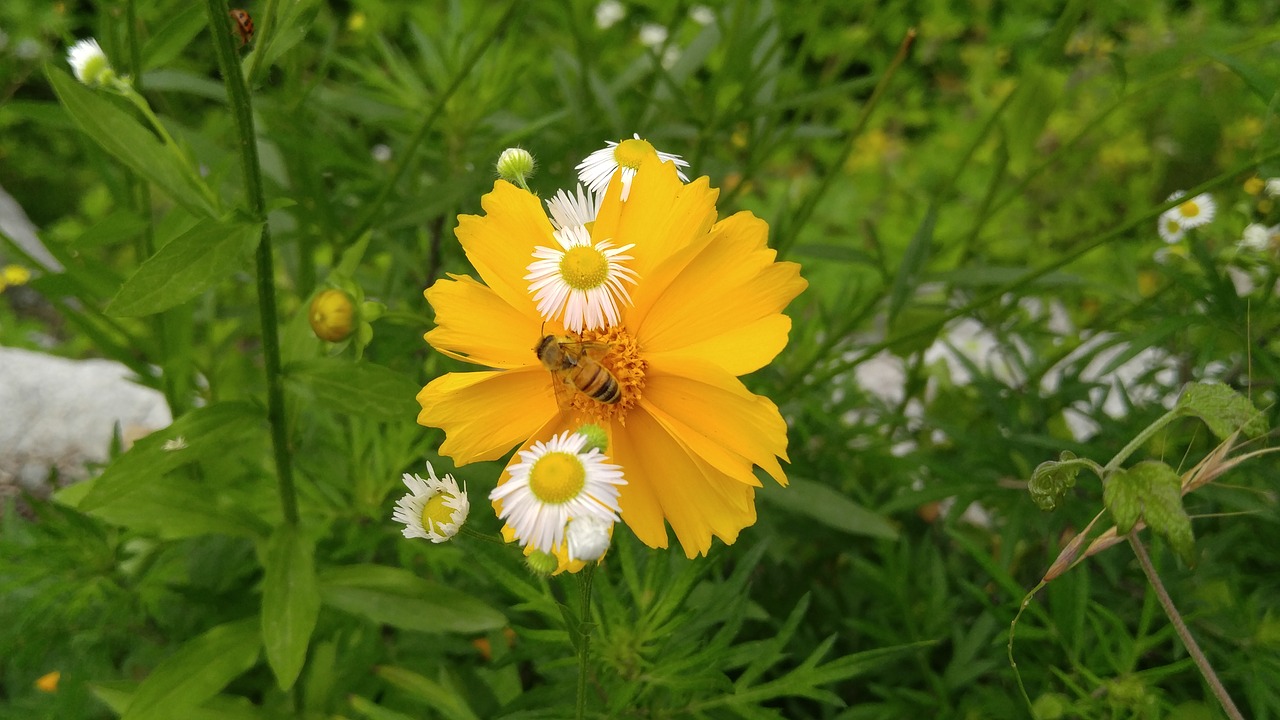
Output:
[{"xmin": 568, "ymin": 339, "xmax": 614, "ymax": 362}]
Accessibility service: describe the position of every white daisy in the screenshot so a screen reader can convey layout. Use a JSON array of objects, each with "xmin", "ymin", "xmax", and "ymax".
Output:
[
  {"xmin": 689, "ymin": 5, "xmax": 715, "ymax": 25},
  {"xmin": 1156, "ymin": 210, "xmax": 1185, "ymax": 244},
  {"xmin": 1241, "ymin": 223, "xmax": 1270, "ymax": 252},
  {"xmin": 566, "ymin": 515, "xmax": 614, "ymax": 562},
  {"xmin": 392, "ymin": 462, "xmax": 470, "ymax": 543},
  {"xmin": 1167, "ymin": 191, "xmax": 1215, "ymax": 230},
  {"xmin": 525, "ymin": 224, "xmax": 638, "ymax": 332},
  {"xmin": 490, "ymin": 431, "xmax": 626, "ymax": 554},
  {"xmin": 66, "ymin": 38, "xmax": 112, "ymax": 87},
  {"xmin": 576, "ymin": 133, "xmax": 690, "ymax": 200},
  {"xmin": 545, "ymin": 184, "xmax": 601, "ymax": 232},
  {"xmin": 639, "ymin": 23, "xmax": 668, "ymax": 48}
]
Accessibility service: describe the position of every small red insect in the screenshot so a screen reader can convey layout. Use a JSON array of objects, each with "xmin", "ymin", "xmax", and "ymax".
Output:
[{"xmin": 229, "ymin": 9, "xmax": 254, "ymax": 47}]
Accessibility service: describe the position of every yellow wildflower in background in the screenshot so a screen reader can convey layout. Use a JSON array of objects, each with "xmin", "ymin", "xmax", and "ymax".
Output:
[{"xmin": 418, "ymin": 152, "xmax": 806, "ymax": 559}]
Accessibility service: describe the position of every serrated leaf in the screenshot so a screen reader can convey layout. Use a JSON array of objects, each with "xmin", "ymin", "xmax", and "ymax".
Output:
[
  {"xmin": 1135, "ymin": 461, "xmax": 1197, "ymax": 566},
  {"xmin": 47, "ymin": 67, "xmax": 217, "ymax": 218},
  {"xmin": 285, "ymin": 359, "xmax": 419, "ymax": 421},
  {"xmin": 1177, "ymin": 382, "xmax": 1267, "ymax": 439},
  {"xmin": 375, "ymin": 666, "xmax": 480, "ymax": 720},
  {"xmin": 121, "ymin": 619, "xmax": 260, "ymax": 720},
  {"xmin": 759, "ymin": 477, "xmax": 898, "ymax": 540},
  {"xmin": 262, "ymin": 524, "xmax": 320, "ymax": 691},
  {"xmin": 319, "ymin": 565, "xmax": 505, "ymax": 633},
  {"xmin": 107, "ymin": 220, "xmax": 262, "ymax": 316},
  {"xmin": 1103, "ymin": 467, "xmax": 1143, "ymax": 534}
]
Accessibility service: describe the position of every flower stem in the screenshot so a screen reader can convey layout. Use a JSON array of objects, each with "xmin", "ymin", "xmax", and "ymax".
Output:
[
  {"xmin": 205, "ymin": 0, "xmax": 298, "ymax": 525},
  {"xmin": 576, "ymin": 564, "xmax": 597, "ymax": 720},
  {"xmin": 1127, "ymin": 534, "xmax": 1244, "ymax": 720}
]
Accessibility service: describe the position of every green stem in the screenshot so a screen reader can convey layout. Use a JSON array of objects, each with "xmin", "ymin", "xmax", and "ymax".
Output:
[
  {"xmin": 1103, "ymin": 408, "xmax": 1185, "ymax": 474},
  {"xmin": 205, "ymin": 0, "xmax": 298, "ymax": 525},
  {"xmin": 576, "ymin": 564, "xmax": 597, "ymax": 720},
  {"xmin": 245, "ymin": 0, "xmax": 282, "ymax": 85},
  {"xmin": 343, "ymin": 0, "xmax": 521, "ymax": 246},
  {"xmin": 1127, "ymin": 534, "xmax": 1244, "ymax": 720}
]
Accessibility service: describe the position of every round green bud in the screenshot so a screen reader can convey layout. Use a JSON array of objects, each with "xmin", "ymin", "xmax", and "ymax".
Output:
[{"xmin": 496, "ymin": 147, "xmax": 536, "ymax": 184}]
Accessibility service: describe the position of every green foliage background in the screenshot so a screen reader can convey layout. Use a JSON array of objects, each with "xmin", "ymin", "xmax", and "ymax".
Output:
[{"xmin": 2, "ymin": 0, "xmax": 1279, "ymax": 718}]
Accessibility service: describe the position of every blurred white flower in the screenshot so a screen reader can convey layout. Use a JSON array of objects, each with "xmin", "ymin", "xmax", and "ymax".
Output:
[
  {"xmin": 1240, "ymin": 223, "xmax": 1270, "ymax": 251},
  {"xmin": 67, "ymin": 38, "xmax": 113, "ymax": 86},
  {"xmin": 639, "ymin": 23, "xmax": 668, "ymax": 48},
  {"xmin": 1266, "ymin": 178, "xmax": 1280, "ymax": 198},
  {"xmin": 1156, "ymin": 210, "xmax": 1185, "ymax": 244},
  {"xmin": 566, "ymin": 515, "xmax": 613, "ymax": 562},
  {"xmin": 594, "ymin": 0, "xmax": 626, "ymax": 29},
  {"xmin": 371, "ymin": 144, "xmax": 392, "ymax": 163},
  {"xmin": 689, "ymin": 5, "xmax": 715, "ymax": 25}
]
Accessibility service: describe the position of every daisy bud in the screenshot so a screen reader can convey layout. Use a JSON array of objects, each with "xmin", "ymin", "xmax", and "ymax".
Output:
[
  {"xmin": 309, "ymin": 288, "xmax": 356, "ymax": 342},
  {"xmin": 525, "ymin": 549, "xmax": 559, "ymax": 576},
  {"xmin": 566, "ymin": 515, "xmax": 613, "ymax": 562},
  {"xmin": 576, "ymin": 424, "xmax": 609, "ymax": 453},
  {"xmin": 496, "ymin": 147, "xmax": 536, "ymax": 185},
  {"xmin": 66, "ymin": 38, "xmax": 115, "ymax": 88}
]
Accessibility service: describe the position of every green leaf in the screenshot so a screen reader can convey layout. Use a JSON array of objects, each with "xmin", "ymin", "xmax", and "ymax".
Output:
[
  {"xmin": 349, "ymin": 695, "xmax": 418, "ymax": 720},
  {"xmin": 107, "ymin": 220, "xmax": 262, "ymax": 316},
  {"xmin": 142, "ymin": 3, "xmax": 209, "ymax": 71},
  {"xmin": 886, "ymin": 202, "xmax": 937, "ymax": 330},
  {"xmin": 75, "ymin": 210, "xmax": 150, "ymax": 248},
  {"xmin": 319, "ymin": 564, "xmax": 505, "ymax": 634},
  {"xmin": 65, "ymin": 402, "xmax": 264, "ymax": 514},
  {"xmin": 1213, "ymin": 53, "xmax": 1279, "ymax": 105},
  {"xmin": 759, "ymin": 477, "xmax": 899, "ymax": 540},
  {"xmin": 1176, "ymin": 382, "xmax": 1267, "ymax": 439},
  {"xmin": 46, "ymin": 67, "xmax": 218, "ymax": 218},
  {"xmin": 1134, "ymin": 461, "xmax": 1197, "ymax": 566},
  {"xmin": 93, "ymin": 684, "xmax": 265, "ymax": 720},
  {"xmin": 121, "ymin": 619, "xmax": 260, "ymax": 720},
  {"xmin": 375, "ymin": 666, "xmax": 481, "ymax": 720},
  {"xmin": 1103, "ymin": 466, "xmax": 1143, "ymax": 535},
  {"xmin": 262, "ymin": 524, "xmax": 320, "ymax": 691},
  {"xmin": 285, "ymin": 359, "xmax": 419, "ymax": 421}
]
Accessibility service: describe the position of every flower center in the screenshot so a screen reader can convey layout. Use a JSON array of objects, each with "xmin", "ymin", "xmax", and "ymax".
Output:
[
  {"xmin": 559, "ymin": 245, "xmax": 610, "ymax": 290},
  {"xmin": 528, "ymin": 452, "xmax": 586, "ymax": 504},
  {"xmin": 613, "ymin": 138, "xmax": 655, "ymax": 170},
  {"xmin": 1179, "ymin": 200, "xmax": 1201, "ymax": 218},
  {"xmin": 570, "ymin": 325, "xmax": 647, "ymax": 425},
  {"xmin": 1163, "ymin": 218, "xmax": 1181, "ymax": 234},
  {"xmin": 420, "ymin": 494, "xmax": 453, "ymax": 532}
]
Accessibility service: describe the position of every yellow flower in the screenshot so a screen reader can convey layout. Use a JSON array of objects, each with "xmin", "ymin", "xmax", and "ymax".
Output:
[
  {"xmin": 418, "ymin": 155, "xmax": 806, "ymax": 560},
  {"xmin": 309, "ymin": 288, "xmax": 355, "ymax": 342},
  {"xmin": 35, "ymin": 670, "xmax": 60, "ymax": 693}
]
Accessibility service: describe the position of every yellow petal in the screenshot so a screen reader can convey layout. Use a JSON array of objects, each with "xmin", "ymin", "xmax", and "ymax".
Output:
[
  {"xmin": 646, "ymin": 315, "xmax": 792, "ymax": 377},
  {"xmin": 642, "ymin": 357, "xmax": 790, "ymax": 486},
  {"xmin": 607, "ymin": 416, "xmax": 671, "ymax": 551},
  {"xmin": 618, "ymin": 407, "xmax": 758, "ymax": 557},
  {"xmin": 638, "ymin": 211, "xmax": 806, "ymax": 370},
  {"xmin": 417, "ymin": 368, "xmax": 556, "ymax": 465},
  {"xmin": 425, "ymin": 274, "xmax": 543, "ymax": 369},
  {"xmin": 455, "ymin": 181, "xmax": 556, "ymax": 321}
]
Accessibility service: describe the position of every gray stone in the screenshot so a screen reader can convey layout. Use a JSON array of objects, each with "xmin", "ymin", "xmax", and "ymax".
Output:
[{"xmin": 0, "ymin": 346, "xmax": 170, "ymax": 495}]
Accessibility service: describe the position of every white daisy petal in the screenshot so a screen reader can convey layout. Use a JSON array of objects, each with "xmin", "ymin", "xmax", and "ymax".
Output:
[
  {"xmin": 490, "ymin": 431, "xmax": 626, "ymax": 554},
  {"xmin": 524, "ymin": 223, "xmax": 638, "ymax": 332},
  {"xmin": 1171, "ymin": 192, "xmax": 1215, "ymax": 229},
  {"xmin": 575, "ymin": 133, "xmax": 690, "ymax": 201}
]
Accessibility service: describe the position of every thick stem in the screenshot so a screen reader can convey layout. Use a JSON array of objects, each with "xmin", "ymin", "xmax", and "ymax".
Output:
[
  {"xmin": 575, "ymin": 564, "xmax": 597, "ymax": 720},
  {"xmin": 1127, "ymin": 534, "xmax": 1243, "ymax": 720},
  {"xmin": 205, "ymin": 0, "xmax": 298, "ymax": 525}
]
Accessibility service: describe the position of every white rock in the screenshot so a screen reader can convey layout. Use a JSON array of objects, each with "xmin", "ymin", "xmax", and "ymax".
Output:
[{"xmin": 0, "ymin": 346, "xmax": 170, "ymax": 494}]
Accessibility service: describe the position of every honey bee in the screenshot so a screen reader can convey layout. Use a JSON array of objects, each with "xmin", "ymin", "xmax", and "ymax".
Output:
[
  {"xmin": 535, "ymin": 335, "xmax": 621, "ymax": 405},
  {"xmin": 229, "ymin": 9, "xmax": 254, "ymax": 47}
]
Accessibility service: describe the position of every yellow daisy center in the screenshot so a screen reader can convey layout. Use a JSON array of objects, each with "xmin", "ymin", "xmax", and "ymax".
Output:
[
  {"xmin": 613, "ymin": 138, "xmax": 655, "ymax": 170},
  {"xmin": 528, "ymin": 452, "xmax": 586, "ymax": 504},
  {"xmin": 420, "ymin": 493, "xmax": 453, "ymax": 532},
  {"xmin": 1163, "ymin": 218, "xmax": 1181, "ymax": 234},
  {"xmin": 1178, "ymin": 200, "xmax": 1201, "ymax": 218},
  {"xmin": 570, "ymin": 325, "xmax": 646, "ymax": 425},
  {"xmin": 559, "ymin": 245, "xmax": 610, "ymax": 290}
]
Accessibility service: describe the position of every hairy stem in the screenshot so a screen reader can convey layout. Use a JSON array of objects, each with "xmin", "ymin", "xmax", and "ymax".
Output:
[
  {"xmin": 1127, "ymin": 534, "xmax": 1243, "ymax": 720},
  {"xmin": 205, "ymin": 0, "xmax": 298, "ymax": 525},
  {"xmin": 576, "ymin": 564, "xmax": 597, "ymax": 720}
]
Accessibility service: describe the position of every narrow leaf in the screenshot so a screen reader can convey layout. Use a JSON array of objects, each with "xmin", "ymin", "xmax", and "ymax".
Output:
[
  {"xmin": 107, "ymin": 220, "xmax": 262, "ymax": 316},
  {"xmin": 759, "ymin": 477, "xmax": 899, "ymax": 540},
  {"xmin": 375, "ymin": 666, "xmax": 480, "ymax": 720},
  {"xmin": 262, "ymin": 524, "xmax": 320, "ymax": 690},
  {"xmin": 319, "ymin": 565, "xmax": 505, "ymax": 634},
  {"xmin": 121, "ymin": 619, "xmax": 260, "ymax": 720},
  {"xmin": 285, "ymin": 359, "xmax": 419, "ymax": 421},
  {"xmin": 886, "ymin": 202, "xmax": 938, "ymax": 329},
  {"xmin": 46, "ymin": 67, "xmax": 217, "ymax": 218},
  {"xmin": 141, "ymin": 4, "xmax": 208, "ymax": 71}
]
